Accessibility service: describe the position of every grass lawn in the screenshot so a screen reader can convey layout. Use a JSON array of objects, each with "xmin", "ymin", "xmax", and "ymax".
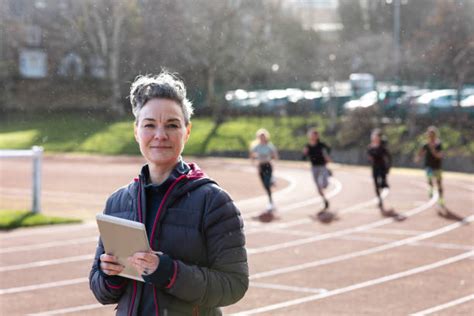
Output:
[
  {"xmin": 0, "ymin": 113, "xmax": 328, "ymax": 155},
  {"xmin": 0, "ymin": 113, "xmax": 472, "ymax": 158},
  {"xmin": 0, "ymin": 210, "xmax": 82, "ymax": 230}
]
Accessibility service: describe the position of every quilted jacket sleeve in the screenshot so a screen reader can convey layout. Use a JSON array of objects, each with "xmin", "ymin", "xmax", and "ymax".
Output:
[
  {"xmin": 165, "ymin": 187, "xmax": 249, "ymax": 307},
  {"xmin": 89, "ymin": 192, "xmax": 130, "ymax": 304}
]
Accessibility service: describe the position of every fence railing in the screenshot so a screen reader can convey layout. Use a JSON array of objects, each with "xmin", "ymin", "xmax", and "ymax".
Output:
[{"xmin": 0, "ymin": 146, "xmax": 43, "ymax": 213}]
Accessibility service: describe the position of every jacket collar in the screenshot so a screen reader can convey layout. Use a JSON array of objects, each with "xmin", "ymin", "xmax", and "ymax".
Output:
[{"xmin": 139, "ymin": 159, "xmax": 191, "ymax": 184}]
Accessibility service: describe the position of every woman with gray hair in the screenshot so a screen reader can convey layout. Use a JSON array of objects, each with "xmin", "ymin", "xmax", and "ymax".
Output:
[{"xmin": 90, "ymin": 71, "xmax": 249, "ymax": 315}]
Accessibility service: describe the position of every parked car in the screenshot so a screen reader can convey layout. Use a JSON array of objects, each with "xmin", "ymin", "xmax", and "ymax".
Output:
[
  {"xmin": 378, "ymin": 86, "xmax": 413, "ymax": 116},
  {"xmin": 460, "ymin": 94, "xmax": 474, "ymax": 115},
  {"xmin": 396, "ymin": 89, "xmax": 431, "ymax": 116},
  {"xmin": 343, "ymin": 90, "xmax": 378, "ymax": 111},
  {"xmin": 461, "ymin": 94, "xmax": 474, "ymax": 107},
  {"xmin": 414, "ymin": 89, "xmax": 458, "ymax": 114}
]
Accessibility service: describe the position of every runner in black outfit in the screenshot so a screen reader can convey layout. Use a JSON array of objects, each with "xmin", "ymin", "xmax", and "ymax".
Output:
[
  {"xmin": 367, "ymin": 129, "xmax": 391, "ymax": 213},
  {"xmin": 415, "ymin": 126, "xmax": 465, "ymax": 221},
  {"xmin": 416, "ymin": 126, "xmax": 444, "ymax": 206},
  {"xmin": 303, "ymin": 128, "xmax": 332, "ymax": 212}
]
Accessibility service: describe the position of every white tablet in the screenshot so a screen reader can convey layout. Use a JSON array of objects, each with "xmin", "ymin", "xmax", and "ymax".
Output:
[{"xmin": 96, "ymin": 213, "xmax": 151, "ymax": 282}]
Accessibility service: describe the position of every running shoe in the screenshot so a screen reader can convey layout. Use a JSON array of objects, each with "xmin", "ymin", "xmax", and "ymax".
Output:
[
  {"xmin": 323, "ymin": 199, "xmax": 329, "ymax": 210},
  {"xmin": 266, "ymin": 202, "xmax": 274, "ymax": 211}
]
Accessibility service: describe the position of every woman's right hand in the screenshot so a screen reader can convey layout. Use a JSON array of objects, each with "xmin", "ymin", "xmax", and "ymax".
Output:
[{"xmin": 100, "ymin": 253, "xmax": 124, "ymax": 276}]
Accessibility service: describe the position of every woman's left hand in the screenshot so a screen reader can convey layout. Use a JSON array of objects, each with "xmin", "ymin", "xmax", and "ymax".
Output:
[{"xmin": 128, "ymin": 252, "xmax": 160, "ymax": 276}]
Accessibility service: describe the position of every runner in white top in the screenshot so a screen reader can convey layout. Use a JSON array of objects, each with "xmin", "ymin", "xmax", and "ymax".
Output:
[{"xmin": 250, "ymin": 128, "xmax": 279, "ymax": 221}]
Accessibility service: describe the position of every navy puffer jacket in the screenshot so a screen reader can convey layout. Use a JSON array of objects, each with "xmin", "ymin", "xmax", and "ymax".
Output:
[{"xmin": 89, "ymin": 162, "xmax": 249, "ymax": 315}]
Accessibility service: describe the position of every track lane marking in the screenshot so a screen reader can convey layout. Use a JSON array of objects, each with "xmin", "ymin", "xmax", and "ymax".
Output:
[
  {"xmin": 27, "ymin": 303, "xmax": 106, "ymax": 316},
  {"xmin": 250, "ymin": 282, "xmax": 327, "ymax": 294},
  {"xmin": 243, "ymin": 177, "xmax": 343, "ymax": 218},
  {"xmin": 245, "ymin": 186, "xmax": 387, "ymax": 234},
  {"xmin": 410, "ymin": 293, "xmax": 474, "ymax": 315},
  {"xmin": 233, "ymin": 250, "xmax": 474, "ymax": 315},
  {"xmin": 0, "ymin": 255, "xmax": 94, "ymax": 272},
  {"xmin": 0, "ymin": 237, "xmax": 97, "ymax": 254},
  {"xmin": 3, "ymin": 202, "xmax": 466, "ymax": 297},
  {"xmin": 0, "ymin": 277, "xmax": 88, "ymax": 295},
  {"xmin": 249, "ymin": 214, "xmax": 472, "ymax": 280},
  {"xmin": 246, "ymin": 188, "xmax": 438, "ymax": 255}
]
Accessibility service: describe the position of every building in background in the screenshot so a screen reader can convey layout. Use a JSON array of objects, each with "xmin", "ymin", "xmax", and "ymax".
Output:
[{"xmin": 281, "ymin": 0, "xmax": 343, "ymax": 41}]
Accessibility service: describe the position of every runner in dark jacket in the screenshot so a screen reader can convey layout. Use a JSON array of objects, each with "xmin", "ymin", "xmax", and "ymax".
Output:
[
  {"xmin": 416, "ymin": 126, "xmax": 444, "ymax": 206},
  {"xmin": 302, "ymin": 128, "xmax": 332, "ymax": 213},
  {"xmin": 367, "ymin": 129, "xmax": 391, "ymax": 212},
  {"xmin": 89, "ymin": 71, "xmax": 248, "ymax": 315}
]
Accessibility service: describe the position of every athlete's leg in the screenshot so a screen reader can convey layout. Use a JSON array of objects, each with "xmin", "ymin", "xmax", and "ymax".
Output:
[
  {"xmin": 373, "ymin": 167, "xmax": 384, "ymax": 209},
  {"xmin": 259, "ymin": 163, "xmax": 273, "ymax": 206},
  {"xmin": 434, "ymin": 169, "xmax": 444, "ymax": 205},
  {"xmin": 312, "ymin": 166, "xmax": 329, "ymax": 209},
  {"xmin": 425, "ymin": 167, "xmax": 434, "ymax": 198},
  {"xmin": 380, "ymin": 168, "xmax": 389, "ymax": 189}
]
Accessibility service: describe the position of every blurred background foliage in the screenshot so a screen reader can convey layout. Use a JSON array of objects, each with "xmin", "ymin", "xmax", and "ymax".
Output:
[{"xmin": 0, "ymin": 0, "xmax": 473, "ymax": 170}]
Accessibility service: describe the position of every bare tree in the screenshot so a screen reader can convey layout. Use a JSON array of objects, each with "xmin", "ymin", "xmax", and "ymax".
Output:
[
  {"xmin": 410, "ymin": 0, "xmax": 474, "ymax": 89},
  {"xmin": 82, "ymin": 0, "xmax": 138, "ymax": 115}
]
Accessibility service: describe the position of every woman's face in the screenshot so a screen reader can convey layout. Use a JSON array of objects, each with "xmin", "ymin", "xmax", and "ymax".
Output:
[
  {"xmin": 134, "ymin": 98, "xmax": 191, "ymax": 168},
  {"xmin": 259, "ymin": 133, "xmax": 268, "ymax": 143},
  {"xmin": 371, "ymin": 133, "xmax": 380, "ymax": 145},
  {"xmin": 308, "ymin": 130, "xmax": 319, "ymax": 143},
  {"xmin": 427, "ymin": 131, "xmax": 436, "ymax": 142}
]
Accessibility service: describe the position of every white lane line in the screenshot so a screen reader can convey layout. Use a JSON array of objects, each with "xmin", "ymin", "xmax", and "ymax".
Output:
[
  {"xmin": 0, "ymin": 167, "xmax": 298, "ymax": 242},
  {"xmin": 0, "ymin": 222, "xmax": 97, "ymax": 239},
  {"xmin": 250, "ymin": 282, "xmax": 327, "ymax": 294},
  {"xmin": 25, "ymin": 283, "xmax": 327, "ymax": 315},
  {"xmin": 1, "ymin": 197, "xmax": 447, "ymax": 295},
  {"xmin": 446, "ymin": 181, "xmax": 474, "ymax": 192},
  {"xmin": 338, "ymin": 189, "xmax": 389, "ymax": 215},
  {"xmin": 410, "ymin": 293, "xmax": 474, "ymax": 315},
  {"xmin": 27, "ymin": 303, "xmax": 106, "ymax": 316},
  {"xmin": 0, "ymin": 195, "xmax": 459, "ymax": 295},
  {"xmin": 0, "ymin": 181, "xmax": 422, "ymax": 269},
  {"xmin": 245, "ymin": 184, "xmax": 386, "ymax": 235},
  {"xmin": 236, "ymin": 169, "xmax": 299, "ymax": 208},
  {"xmin": 244, "ymin": 177, "xmax": 343, "ymax": 219},
  {"xmin": 335, "ymin": 234, "xmax": 474, "ymax": 251},
  {"xmin": 233, "ymin": 250, "xmax": 474, "ymax": 315},
  {"xmin": 249, "ymin": 227, "xmax": 474, "ymax": 252},
  {"xmin": 246, "ymin": 190, "xmax": 438, "ymax": 256},
  {"xmin": 5, "ymin": 226, "xmax": 469, "ymax": 273},
  {"xmin": 0, "ymin": 189, "xmax": 106, "ymax": 207},
  {"xmin": 249, "ymin": 213, "xmax": 472, "ymax": 280},
  {"xmin": 0, "ymin": 174, "xmax": 329, "ymax": 254},
  {"xmin": 0, "ymin": 277, "xmax": 88, "ymax": 295},
  {"xmin": 0, "ymin": 254, "xmax": 94, "ymax": 272},
  {"xmin": 0, "ymin": 237, "xmax": 97, "ymax": 254},
  {"xmin": 0, "ymin": 182, "xmax": 326, "ymax": 254},
  {"xmin": 0, "ymin": 184, "xmax": 452, "ymax": 301},
  {"xmin": 245, "ymin": 218, "xmax": 312, "ymax": 232},
  {"xmin": 368, "ymin": 228, "xmax": 428, "ymax": 236},
  {"xmin": 0, "ymin": 187, "xmax": 107, "ymax": 201}
]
